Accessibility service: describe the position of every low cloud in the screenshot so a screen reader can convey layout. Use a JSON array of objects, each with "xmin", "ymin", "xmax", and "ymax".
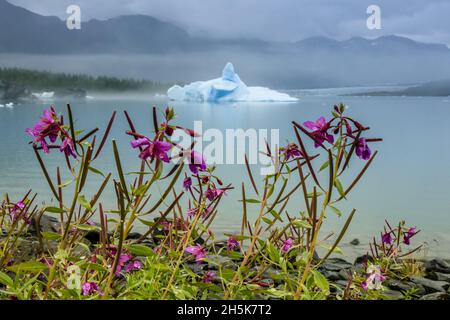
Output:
[{"xmin": 8, "ymin": 0, "xmax": 450, "ymax": 45}]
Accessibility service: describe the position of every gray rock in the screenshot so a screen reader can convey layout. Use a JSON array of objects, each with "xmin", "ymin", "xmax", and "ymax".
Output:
[
  {"xmin": 338, "ymin": 269, "xmax": 352, "ymax": 280},
  {"xmin": 208, "ymin": 256, "xmax": 238, "ymax": 271},
  {"xmin": 424, "ymin": 258, "xmax": 450, "ymax": 274},
  {"xmin": 410, "ymin": 276, "xmax": 450, "ymax": 293},
  {"xmin": 323, "ymin": 271, "xmax": 341, "ymax": 281},
  {"xmin": 385, "ymin": 279, "xmax": 414, "ymax": 292},
  {"xmin": 350, "ymin": 238, "xmax": 360, "ymax": 246},
  {"xmin": 14, "ymin": 239, "xmax": 41, "ymax": 263},
  {"xmin": 126, "ymin": 232, "xmax": 144, "ymax": 240},
  {"xmin": 382, "ymin": 289, "xmax": 404, "ymax": 300},
  {"xmin": 84, "ymin": 230, "xmax": 101, "ymax": 244},
  {"xmin": 322, "ymin": 258, "xmax": 353, "ymax": 272},
  {"xmin": 29, "ymin": 214, "xmax": 60, "ymax": 235},
  {"xmin": 354, "ymin": 254, "xmax": 374, "ymax": 265},
  {"xmin": 419, "ymin": 292, "xmax": 450, "ymax": 300},
  {"xmin": 426, "ymin": 272, "xmax": 450, "ymax": 283},
  {"xmin": 414, "ymin": 284, "xmax": 427, "ymax": 296}
]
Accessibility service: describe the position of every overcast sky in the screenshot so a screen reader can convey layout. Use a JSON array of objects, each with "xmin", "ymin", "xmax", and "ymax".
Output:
[{"xmin": 8, "ymin": 0, "xmax": 450, "ymax": 45}]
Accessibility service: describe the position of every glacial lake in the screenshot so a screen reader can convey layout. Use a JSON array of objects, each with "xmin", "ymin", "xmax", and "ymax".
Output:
[{"xmin": 1, "ymin": 88, "xmax": 450, "ymax": 258}]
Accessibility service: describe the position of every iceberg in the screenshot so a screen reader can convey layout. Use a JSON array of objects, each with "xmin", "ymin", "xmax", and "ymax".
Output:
[
  {"xmin": 0, "ymin": 102, "xmax": 14, "ymax": 108},
  {"xmin": 167, "ymin": 63, "xmax": 297, "ymax": 102},
  {"xmin": 32, "ymin": 91, "xmax": 55, "ymax": 100}
]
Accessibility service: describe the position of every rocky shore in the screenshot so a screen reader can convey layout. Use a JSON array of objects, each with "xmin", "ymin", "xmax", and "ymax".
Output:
[{"xmin": 3, "ymin": 215, "xmax": 450, "ymax": 300}]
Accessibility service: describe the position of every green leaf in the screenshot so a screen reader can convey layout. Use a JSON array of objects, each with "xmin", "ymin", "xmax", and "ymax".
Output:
[
  {"xmin": 319, "ymin": 161, "xmax": 329, "ymax": 172},
  {"xmin": 240, "ymin": 198, "xmax": 261, "ymax": 204},
  {"xmin": 138, "ymin": 219, "xmax": 155, "ymax": 227},
  {"xmin": 266, "ymin": 241, "xmax": 281, "ymax": 264},
  {"xmin": 223, "ymin": 234, "xmax": 250, "ymax": 241},
  {"xmin": 292, "ymin": 219, "xmax": 312, "ymax": 229},
  {"xmin": 125, "ymin": 244, "xmax": 154, "ymax": 257},
  {"xmin": 76, "ymin": 224, "xmax": 99, "ymax": 231},
  {"xmin": 85, "ymin": 263, "xmax": 108, "ymax": 273},
  {"xmin": 334, "ymin": 179, "xmax": 346, "ymax": 198},
  {"xmin": 133, "ymin": 184, "xmax": 148, "ymax": 197},
  {"xmin": 153, "ymin": 161, "xmax": 164, "ymax": 181},
  {"xmin": 88, "ymin": 166, "xmax": 105, "ymax": 177},
  {"xmin": 312, "ymin": 270, "xmax": 330, "ymax": 293},
  {"xmin": 126, "ymin": 171, "xmax": 151, "ymax": 175},
  {"xmin": 45, "ymin": 206, "xmax": 65, "ymax": 214},
  {"xmin": 266, "ymin": 184, "xmax": 275, "ymax": 199},
  {"xmin": 42, "ymin": 231, "xmax": 62, "ymax": 240},
  {"xmin": 268, "ymin": 209, "xmax": 283, "ymax": 222},
  {"xmin": 78, "ymin": 195, "xmax": 92, "ymax": 211},
  {"xmin": 8, "ymin": 261, "xmax": 47, "ymax": 273},
  {"xmin": 75, "ymin": 129, "xmax": 85, "ymax": 136},
  {"xmin": 59, "ymin": 179, "xmax": 74, "ymax": 188},
  {"xmin": 307, "ymin": 191, "xmax": 323, "ymax": 198},
  {"xmin": 262, "ymin": 217, "xmax": 273, "ymax": 225},
  {"xmin": 329, "ymin": 205, "xmax": 342, "ymax": 217},
  {"xmin": 0, "ymin": 271, "xmax": 13, "ymax": 287}
]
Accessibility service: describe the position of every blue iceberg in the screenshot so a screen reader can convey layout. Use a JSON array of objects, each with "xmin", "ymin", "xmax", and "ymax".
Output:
[{"xmin": 167, "ymin": 63, "xmax": 298, "ymax": 102}]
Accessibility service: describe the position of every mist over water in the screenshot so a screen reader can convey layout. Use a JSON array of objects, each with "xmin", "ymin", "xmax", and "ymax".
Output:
[{"xmin": 2, "ymin": 50, "xmax": 450, "ymax": 89}]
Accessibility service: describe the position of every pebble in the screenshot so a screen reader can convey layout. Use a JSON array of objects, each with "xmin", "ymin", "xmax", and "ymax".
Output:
[
  {"xmin": 410, "ymin": 276, "xmax": 450, "ymax": 293},
  {"xmin": 419, "ymin": 292, "xmax": 450, "ymax": 300}
]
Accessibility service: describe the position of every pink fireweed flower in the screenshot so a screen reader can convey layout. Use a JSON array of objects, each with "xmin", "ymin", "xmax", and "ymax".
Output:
[
  {"xmin": 60, "ymin": 137, "xmax": 77, "ymax": 159},
  {"xmin": 202, "ymin": 206, "xmax": 213, "ymax": 219},
  {"xmin": 185, "ymin": 244, "xmax": 207, "ymax": 262},
  {"xmin": 183, "ymin": 177, "xmax": 192, "ymax": 190},
  {"xmin": 81, "ymin": 282, "xmax": 102, "ymax": 296},
  {"xmin": 26, "ymin": 108, "xmax": 61, "ymax": 154},
  {"xmin": 186, "ymin": 206, "xmax": 213, "ymax": 220},
  {"xmin": 303, "ymin": 116, "xmax": 334, "ymax": 148},
  {"xmin": 381, "ymin": 232, "xmax": 393, "ymax": 245},
  {"xmin": 130, "ymin": 137, "xmax": 150, "ymax": 149},
  {"xmin": 131, "ymin": 138, "xmax": 172, "ymax": 162},
  {"xmin": 203, "ymin": 271, "xmax": 216, "ymax": 284},
  {"xmin": 125, "ymin": 260, "xmax": 143, "ymax": 273},
  {"xmin": 186, "ymin": 207, "xmax": 197, "ymax": 219},
  {"xmin": 355, "ymin": 138, "xmax": 371, "ymax": 160},
  {"xmin": 201, "ymin": 176, "xmax": 210, "ymax": 184},
  {"xmin": 187, "ymin": 150, "xmax": 206, "ymax": 174},
  {"xmin": 403, "ymin": 227, "xmax": 417, "ymax": 245},
  {"xmin": 227, "ymin": 236, "xmax": 239, "ymax": 251},
  {"xmin": 114, "ymin": 253, "xmax": 133, "ymax": 276},
  {"xmin": 281, "ymin": 143, "xmax": 303, "ymax": 161},
  {"xmin": 281, "ymin": 238, "xmax": 294, "ymax": 253},
  {"xmin": 10, "ymin": 201, "xmax": 31, "ymax": 224},
  {"xmin": 10, "ymin": 201, "xmax": 25, "ymax": 215},
  {"xmin": 362, "ymin": 265, "xmax": 386, "ymax": 291},
  {"xmin": 205, "ymin": 188, "xmax": 225, "ymax": 201}
]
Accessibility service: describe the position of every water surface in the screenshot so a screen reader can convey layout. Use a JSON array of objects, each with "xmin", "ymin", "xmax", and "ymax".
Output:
[{"xmin": 1, "ymin": 89, "xmax": 449, "ymax": 258}]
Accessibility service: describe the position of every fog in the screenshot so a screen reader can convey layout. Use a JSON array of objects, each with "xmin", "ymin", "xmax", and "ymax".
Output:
[{"xmin": 2, "ymin": 46, "xmax": 450, "ymax": 90}]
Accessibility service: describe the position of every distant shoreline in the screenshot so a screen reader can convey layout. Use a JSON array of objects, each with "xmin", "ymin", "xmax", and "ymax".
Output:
[
  {"xmin": 345, "ymin": 79, "xmax": 450, "ymax": 97},
  {"xmin": 0, "ymin": 67, "xmax": 171, "ymax": 102}
]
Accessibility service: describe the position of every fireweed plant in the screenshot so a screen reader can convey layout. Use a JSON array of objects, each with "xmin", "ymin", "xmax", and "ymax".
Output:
[
  {"xmin": 346, "ymin": 221, "xmax": 423, "ymax": 300},
  {"xmin": 0, "ymin": 103, "xmax": 422, "ymax": 300}
]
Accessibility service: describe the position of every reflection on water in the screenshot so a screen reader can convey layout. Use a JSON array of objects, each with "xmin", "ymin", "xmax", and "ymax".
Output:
[{"xmin": 1, "ymin": 90, "xmax": 450, "ymax": 258}]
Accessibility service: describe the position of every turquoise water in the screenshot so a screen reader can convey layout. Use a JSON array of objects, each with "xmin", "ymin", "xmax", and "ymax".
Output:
[{"xmin": 1, "ymin": 89, "xmax": 450, "ymax": 257}]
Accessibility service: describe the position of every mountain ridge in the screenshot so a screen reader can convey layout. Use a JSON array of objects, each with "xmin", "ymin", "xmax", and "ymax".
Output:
[{"xmin": 1, "ymin": 0, "xmax": 449, "ymax": 54}]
